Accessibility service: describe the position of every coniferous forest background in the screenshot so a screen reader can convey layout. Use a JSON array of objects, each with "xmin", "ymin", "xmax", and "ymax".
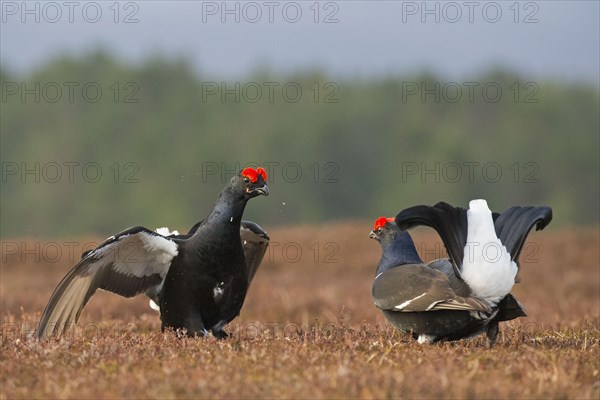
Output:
[{"xmin": 1, "ymin": 52, "xmax": 598, "ymax": 237}]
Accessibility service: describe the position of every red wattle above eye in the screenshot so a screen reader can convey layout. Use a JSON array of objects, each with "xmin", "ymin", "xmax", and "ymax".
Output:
[
  {"xmin": 373, "ymin": 217, "xmax": 395, "ymax": 230},
  {"xmin": 257, "ymin": 167, "xmax": 267, "ymax": 182},
  {"xmin": 241, "ymin": 168, "xmax": 259, "ymax": 183}
]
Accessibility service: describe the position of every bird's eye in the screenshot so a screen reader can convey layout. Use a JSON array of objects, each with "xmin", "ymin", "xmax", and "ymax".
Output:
[
  {"xmin": 377, "ymin": 228, "xmax": 382, "ymax": 233},
  {"xmin": 243, "ymin": 177, "xmax": 250, "ymax": 183}
]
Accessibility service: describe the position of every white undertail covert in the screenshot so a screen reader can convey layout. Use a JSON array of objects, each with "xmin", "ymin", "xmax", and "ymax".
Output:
[{"xmin": 460, "ymin": 199, "xmax": 517, "ymax": 304}]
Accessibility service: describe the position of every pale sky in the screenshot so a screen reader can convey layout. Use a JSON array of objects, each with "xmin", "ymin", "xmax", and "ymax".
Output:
[{"xmin": 1, "ymin": 1, "xmax": 599, "ymax": 83}]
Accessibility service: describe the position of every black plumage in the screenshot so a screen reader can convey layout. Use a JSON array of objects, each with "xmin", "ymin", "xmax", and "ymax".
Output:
[
  {"xmin": 37, "ymin": 167, "xmax": 270, "ymax": 339},
  {"xmin": 371, "ymin": 200, "xmax": 552, "ymax": 344}
]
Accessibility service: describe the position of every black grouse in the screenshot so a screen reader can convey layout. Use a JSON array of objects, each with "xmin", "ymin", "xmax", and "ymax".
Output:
[
  {"xmin": 37, "ymin": 167, "xmax": 270, "ymax": 339},
  {"xmin": 370, "ymin": 199, "xmax": 552, "ymax": 344}
]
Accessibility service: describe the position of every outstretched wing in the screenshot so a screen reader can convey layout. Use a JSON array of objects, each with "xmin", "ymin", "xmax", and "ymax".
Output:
[
  {"xmin": 37, "ymin": 226, "xmax": 178, "ymax": 339},
  {"xmin": 395, "ymin": 202, "xmax": 468, "ymax": 277},
  {"xmin": 372, "ymin": 264, "xmax": 491, "ymax": 313},
  {"xmin": 240, "ymin": 221, "xmax": 269, "ymax": 284}
]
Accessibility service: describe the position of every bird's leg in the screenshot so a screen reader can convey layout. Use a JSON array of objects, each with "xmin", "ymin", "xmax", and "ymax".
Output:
[
  {"xmin": 486, "ymin": 321, "xmax": 499, "ymax": 346},
  {"xmin": 181, "ymin": 315, "xmax": 209, "ymax": 337},
  {"xmin": 161, "ymin": 320, "xmax": 208, "ymax": 338},
  {"xmin": 211, "ymin": 329, "xmax": 229, "ymax": 339},
  {"xmin": 211, "ymin": 320, "xmax": 229, "ymax": 339}
]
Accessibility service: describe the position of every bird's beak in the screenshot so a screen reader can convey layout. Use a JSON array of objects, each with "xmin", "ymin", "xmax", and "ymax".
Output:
[
  {"xmin": 369, "ymin": 230, "xmax": 377, "ymax": 239},
  {"xmin": 246, "ymin": 184, "xmax": 269, "ymax": 197},
  {"xmin": 254, "ymin": 184, "xmax": 269, "ymax": 196}
]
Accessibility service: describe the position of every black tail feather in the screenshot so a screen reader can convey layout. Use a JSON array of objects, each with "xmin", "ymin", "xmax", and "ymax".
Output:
[
  {"xmin": 494, "ymin": 293, "xmax": 527, "ymax": 322},
  {"xmin": 395, "ymin": 202, "xmax": 468, "ymax": 277},
  {"xmin": 494, "ymin": 206, "xmax": 553, "ymax": 264}
]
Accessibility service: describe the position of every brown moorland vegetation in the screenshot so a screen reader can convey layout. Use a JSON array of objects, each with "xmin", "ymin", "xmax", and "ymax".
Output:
[{"xmin": 1, "ymin": 223, "xmax": 599, "ymax": 399}]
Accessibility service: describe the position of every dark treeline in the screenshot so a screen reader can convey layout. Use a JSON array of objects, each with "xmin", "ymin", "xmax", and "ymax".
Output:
[{"xmin": 1, "ymin": 52, "xmax": 598, "ymax": 237}]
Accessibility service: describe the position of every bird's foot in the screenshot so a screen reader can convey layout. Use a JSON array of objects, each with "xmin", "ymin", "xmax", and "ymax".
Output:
[
  {"xmin": 417, "ymin": 334, "xmax": 436, "ymax": 344},
  {"xmin": 211, "ymin": 329, "xmax": 229, "ymax": 339},
  {"xmin": 162, "ymin": 324, "xmax": 209, "ymax": 338},
  {"xmin": 177, "ymin": 328, "xmax": 209, "ymax": 338}
]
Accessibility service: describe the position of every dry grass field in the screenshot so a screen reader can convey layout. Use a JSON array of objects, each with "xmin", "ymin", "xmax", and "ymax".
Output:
[{"xmin": 1, "ymin": 223, "xmax": 599, "ymax": 399}]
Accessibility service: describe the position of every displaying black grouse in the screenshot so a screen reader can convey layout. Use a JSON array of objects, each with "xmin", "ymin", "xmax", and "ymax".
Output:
[
  {"xmin": 37, "ymin": 167, "xmax": 270, "ymax": 339},
  {"xmin": 370, "ymin": 199, "xmax": 552, "ymax": 344}
]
